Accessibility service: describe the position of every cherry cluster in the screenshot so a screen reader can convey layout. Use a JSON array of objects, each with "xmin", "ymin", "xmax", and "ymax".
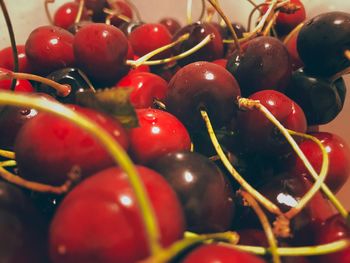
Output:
[{"xmin": 0, "ymin": 0, "xmax": 350, "ymax": 262}]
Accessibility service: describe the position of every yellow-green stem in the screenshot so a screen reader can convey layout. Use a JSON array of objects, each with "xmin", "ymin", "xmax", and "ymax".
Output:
[
  {"xmin": 0, "ymin": 160, "xmax": 16, "ymax": 167},
  {"xmin": 0, "ymin": 149, "xmax": 15, "ymax": 159},
  {"xmin": 262, "ymin": 11, "xmax": 279, "ymax": 36},
  {"xmin": 74, "ymin": 0, "xmax": 85, "ymax": 23},
  {"xmin": 200, "ymin": 110, "xmax": 283, "ymax": 216},
  {"xmin": 186, "ymin": 0, "xmax": 193, "ymax": 24},
  {"xmin": 0, "ymin": 91, "xmax": 162, "ymax": 256},
  {"xmin": 283, "ymin": 22, "xmax": 304, "ymax": 45}
]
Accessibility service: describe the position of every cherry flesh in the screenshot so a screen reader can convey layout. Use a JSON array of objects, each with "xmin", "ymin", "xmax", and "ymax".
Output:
[
  {"xmin": 49, "ymin": 166, "xmax": 185, "ymax": 263},
  {"xmin": 0, "ymin": 45, "xmax": 32, "ymax": 73},
  {"xmin": 53, "ymin": 1, "xmax": 89, "ymax": 30},
  {"xmin": 128, "ymin": 108, "xmax": 191, "ymax": 164}
]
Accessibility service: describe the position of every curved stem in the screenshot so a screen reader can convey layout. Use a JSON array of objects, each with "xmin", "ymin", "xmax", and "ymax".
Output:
[
  {"xmin": 126, "ymin": 33, "xmax": 214, "ymax": 67},
  {"xmin": 0, "ymin": 91, "xmax": 162, "ymax": 256},
  {"xmin": 240, "ymin": 191, "xmax": 281, "ymax": 263},
  {"xmin": 199, "ymin": 0, "xmax": 206, "ymax": 21},
  {"xmin": 0, "ymin": 160, "xmax": 16, "ymax": 167},
  {"xmin": 44, "ymin": 0, "xmax": 54, "ymax": 24},
  {"xmin": 104, "ymin": 8, "xmax": 132, "ymax": 24},
  {"xmin": 0, "ymin": 0, "xmax": 18, "ymax": 91},
  {"xmin": 124, "ymin": 0, "xmax": 142, "ymax": 22},
  {"xmin": 262, "ymin": 11, "xmax": 279, "ymax": 36},
  {"xmin": 247, "ymin": 3, "xmax": 264, "ymax": 32},
  {"xmin": 200, "ymin": 110, "xmax": 283, "ymax": 216},
  {"xmin": 74, "ymin": 0, "xmax": 85, "ymax": 24},
  {"xmin": 283, "ymin": 22, "xmax": 304, "ymax": 45},
  {"xmin": 0, "ymin": 149, "xmax": 15, "ymax": 159},
  {"xmin": 186, "ymin": 0, "xmax": 193, "ymax": 24}
]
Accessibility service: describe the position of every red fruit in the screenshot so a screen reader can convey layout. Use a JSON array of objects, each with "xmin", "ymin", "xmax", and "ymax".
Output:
[
  {"xmin": 129, "ymin": 108, "xmax": 191, "ymax": 164},
  {"xmin": 109, "ymin": 0, "xmax": 133, "ymax": 27},
  {"xmin": 49, "ymin": 166, "xmax": 185, "ymax": 263},
  {"xmin": 25, "ymin": 25, "xmax": 75, "ymax": 75},
  {"xmin": 54, "ymin": 2, "xmax": 89, "ymax": 29},
  {"xmin": 0, "ymin": 45, "xmax": 32, "ymax": 73},
  {"xmin": 181, "ymin": 244, "xmax": 266, "ymax": 263},
  {"xmin": 128, "ymin": 23, "xmax": 172, "ymax": 59},
  {"xmin": 284, "ymin": 30, "xmax": 304, "ymax": 70},
  {"xmin": 212, "ymin": 58, "xmax": 228, "ymax": 68},
  {"xmin": 73, "ymin": 23, "xmax": 129, "ymax": 85},
  {"xmin": 115, "ymin": 72, "xmax": 168, "ymax": 108},
  {"xmin": 14, "ymin": 105, "xmax": 129, "ymax": 186},
  {"xmin": 0, "ymin": 67, "xmax": 34, "ymax": 92},
  {"xmin": 159, "ymin": 17, "xmax": 182, "ymax": 35},
  {"xmin": 292, "ymin": 132, "xmax": 350, "ymax": 193}
]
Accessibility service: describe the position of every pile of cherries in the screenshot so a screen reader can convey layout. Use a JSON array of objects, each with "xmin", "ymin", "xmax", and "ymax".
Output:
[{"xmin": 0, "ymin": 0, "xmax": 350, "ymax": 262}]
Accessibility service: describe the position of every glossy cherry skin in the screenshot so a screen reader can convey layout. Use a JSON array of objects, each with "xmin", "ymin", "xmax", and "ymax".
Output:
[
  {"xmin": 49, "ymin": 166, "xmax": 185, "ymax": 263},
  {"xmin": 128, "ymin": 23, "xmax": 172, "ymax": 59},
  {"xmin": 212, "ymin": 58, "xmax": 228, "ymax": 68},
  {"xmin": 109, "ymin": 0, "xmax": 133, "ymax": 27},
  {"xmin": 67, "ymin": 20, "xmax": 92, "ymax": 35},
  {"xmin": 181, "ymin": 244, "xmax": 266, "ymax": 263},
  {"xmin": 74, "ymin": 23, "xmax": 129, "ymax": 86},
  {"xmin": 115, "ymin": 71, "xmax": 168, "ymax": 108},
  {"xmin": 25, "ymin": 25, "xmax": 75, "ymax": 75},
  {"xmin": 14, "ymin": 105, "xmax": 129, "ymax": 186},
  {"xmin": 159, "ymin": 17, "xmax": 182, "ymax": 35},
  {"xmin": 53, "ymin": 1, "xmax": 89, "ymax": 29},
  {"xmin": 236, "ymin": 90, "xmax": 307, "ymax": 156},
  {"xmin": 0, "ymin": 68, "xmax": 34, "ymax": 92},
  {"xmin": 0, "ymin": 45, "xmax": 32, "ymax": 73},
  {"xmin": 285, "ymin": 68, "xmax": 346, "ymax": 125},
  {"xmin": 172, "ymin": 21, "xmax": 223, "ymax": 66},
  {"xmin": 297, "ymin": 12, "xmax": 350, "ymax": 77},
  {"xmin": 291, "ymin": 132, "xmax": 350, "ymax": 193},
  {"xmin": 128, "ymin": 109, "xmax": 191, "ymax": 164},
  {"xmin": 227, "ymin": 36, "xmax": 292, "ymax": 97},
  {"xmin": 166, "ymin": 61, "xmax": 241, "ymax": 130},
  {"xmin": 284, "ymin": 29, "xmax": 304, "ymax": 71},
  {"xmin": 149, "ymin": 151, "xmax": 235, "ymax": 233},
  {"xmin": 76, "ymin": 0, "xmax": 107, "ymax": 22}
]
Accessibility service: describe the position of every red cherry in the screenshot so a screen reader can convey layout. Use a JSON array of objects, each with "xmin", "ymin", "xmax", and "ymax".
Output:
[
  {"xmin": 0, "ymin": 67, "xmax": 34, "ymax": 92},
  {"xmin": 53, "ymin": 1, "xmax": 89, "ymax": 30},
  {"xmin": 49, "ymin": 166, "xmax": 185, "ymax": 263},
  {"xmin": 14, "ymin": 105, "xmax": 129, "ymax": 186},
  {"xmin": 109, "ymin": 0, "xmax": 133, "ymax": 27},
  {"xmin": 212, "ymin": 58, "xmax": 228, "ymax": 68},
  {"xmin": 284, "ymin": 30, "xmax": 304, "ymax": 71},
  {"xmin": 159, "ymin": 17, "xmax": 182, "ymax": 35},
  {"xmin": 73, "ymin": 23, "xmax": 129, "ymax": 85},
  {"xmin": 291, "ymin": 132, "xmax": 350, "ymax": 193},
  {"xmin": 181, "ymin": 244, "xmax": 266, "ymax": 263},
  {"xmin": 129, "ymin": 108, "xmax": 191, "ymax": 164},
  {"xmin": 115, "ymin": 72, "xmax": 168, "ymax": 108},
  {"xmin": 0, "ymin": 45, "xmax": 32, "ymax": 73},
  {"xmin": 25, "ymin": 25, "xmax": 75, "ymax": 75},
  {"xmin": 128, "ymin": 23, "xmax": 172, "ymax": 59}
]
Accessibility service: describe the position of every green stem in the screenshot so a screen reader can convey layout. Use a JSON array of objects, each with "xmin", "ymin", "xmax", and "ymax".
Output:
[
  {"xmin": 0, "ymin": 160, "xmax": 16, "ymax": 167},
  {"xmin": 0, "ymin": 149, "xmax": 15, "ymax": 159}
]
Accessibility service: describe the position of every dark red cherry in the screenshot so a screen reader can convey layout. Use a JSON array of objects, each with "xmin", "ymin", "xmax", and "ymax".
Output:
[
  {"xmin": 115, "ymin": 71, "xmax": 168, "ymax": 108},
  {"xmin": 73, "ymin": 23, "xmax": 129, "ymax": 86},
  {"xmin": 128, "ymin": 23, "xmax": 172, "ymax": 59},
  {"xmin": 149, "ymin": 151, "xmax": 235, "ymax": 233},
  {"xmin": 76, "ymin": 0, "xmax": 107, "ymax": 22},
  {"xmin": 166, "ymin": 61, "xmax": 241, "ymax": 130},
  {"xmin": 25, "ymin": 25, "xmax": 75, "ymax": 75},
  {"xmin": 285, "ymin": 68, "xmax": 346, "ymax": 125},
  {"xmin": 49, "ymin": 166, "xmax": 185, "ymax": 263},
  {"xmin": 297, "ymin": 11, "xmax": 350, "ymax": 77},
  {"xmin": 227, "ymin": 36, "xmax": 292, "ymax": 97},
  {"xmin": 291, "ymin": 132, "xmax": 350, "ymax": 193},
  {"xmin": 14, "ymin": 104, "xmax": 129, "ymax": 186},
  {"xmin": 0, "ymin": 45, "xmax": 32, "ymax": 73},
  {"xmin": 109, "ymin": 0, "xmax": 133, "ymax": 27},
  {"xmin": 67, "ymin": 20, "xmax": 92, "ymax": 35},
  {"xmin": 53, "ymin": 1, "xmax": 89, "ymax": 29},
  {"xmin": 159, "ymin": 17, "xmax": 182, "ymax": 35},
  {"xmin": 172, "ymin": 21, "xmax": 223, "ymax": 66},
  {"xmin": 284, "ymin": 29, "xmax": 304, "ymax": 71},
  {"xmin": 181, "ymin": 244, "xmax": 266, "ymax": 263},
  {"xmin": 0, "ymin": 68, "xmax": 34, "ymax": 92},
  {"xmin": 128, "ymin": 108, "xmax": 191, "ymax": 164},
  {"xmin": 212, "ymin": 58, "xmax": 228, "ymax": 68}
]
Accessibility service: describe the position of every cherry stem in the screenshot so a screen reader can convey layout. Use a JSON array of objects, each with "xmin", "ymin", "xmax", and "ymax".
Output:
[
  {"xmin": 0, "ymin": 91, "xmax": 162, "ymax": 256},
  {"xmin": 331, "ymin": 67, "xmax": 350, "ymax": 82},
  {"xmin": 0, "ymin": 160, "xmax": 16, "ymax": 167},
  {"xmin": 0, "ymin": 166, "xmax": 78, "ymax": 194},
  {"xmin": 0, "ymin": 0, "xmax": 18, "ymax": 91},
  {"xmin": 288, "ymin": 130, "xmax": 349, "ymax": 219},
  {"xmin": 200, "ymin": 109, "xmax": 283, "ymax": 216},
  {"xmin": 123, "ymin": 0, "xmax": 142, "ymax": 22},
  {"xmin": 345, "ymin": 50, "xmax": 350, "ymax": 61},
  {"xmin": 230, "ymin": 239, "xmax": 350, "ymax": 257},
  {"xmin": 283, "ymin": 22, "xmax": 304, "ymax": 45},
  {"xmin": 141, "ymin": 231, "xmax": 239, "ymax": 263},
  {"xmin": 247, "ymin": 3, "xmax": 264, "ymax": 32},
  {"xmin": 74, "ymin": 0, "xmax": 85, "ymax": 24},
  {"xmin": 44, "ymin": 0, "xmax": 54, "ymax": 24},
  {"xmin": 238, "ymin": 98, "xmax": 329, "ymax": 220},
  {"xmin": 0, "ymin": 71, "xmax": 71, "ymax": 97},
  {"xmin": 104, "ymin": 8, "xmax": 131, "ymax": 25},
  {"xmin": 186, "ymin": 0, "xmax": 193, "ymax": 24},
  {"xmin": 240, "ymin": 190, "xmax": 281, "ymax": 263},
  {"xmin": 0, "ymin": 149, "xmax": 15, "ymax": 159},
  {"xmin": 246, "ymin": 0, "xmax": 259, "ymax": 8},
  {"xmin": 199, "ymin": 0, "xmax": 206, "ymax": 21},
  {"xmin": 206, "ymin": 0, "xmax": 242, "ymax": 55},
  {"xmin": 262, "ymin": 10, "xmax": 279, "ymax": 36},
  {"xmin": 126, "ymin": 33, "xmax": 214, "ymax": 67}
]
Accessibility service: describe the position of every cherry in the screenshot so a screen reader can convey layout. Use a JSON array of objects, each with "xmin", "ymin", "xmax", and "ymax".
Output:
[
  {"xmin": 149, "ymin": 151, "xmax": 235, "ymax": 233},
  {"xmin": 159, "ymin": 17, "xmax": 182, "ymax": 35},
  {"xmin": 115, "ymin": 71, "xmax": 168, "ymax": 108},
  {"xmin": 128, "ymin": 23, "xmax": 172, "ymax": 59},
  {"xmin": 14, "ymin": 104, "xmax": 129, "ymax": 186},
  {"xmin": 53, "ymin": 1, "xmax": 89, "ymax": 30},
  {"xmin": 285, "ymin": 68, "xmax": 346, "ymax": 125},
  {"xmin": 118, "ymin": 20, "xmax": 144, "ymax": 36},
  {"xmin": 212, "ymin": 58, "xmax": 228, "ymax": 68},
  {"xmin": 284, "ymin": 29, "xmax": 304, "ymax": 71},
  {"xmin": 166, "ymin": 61, "xmax": 241, "ymax": 130},
  {"xmin": 0, "ymin": 68, "xmax": 34, "ymax": 92},
  {"xmin": 108, "ymin": 0, "xmax": 133, "ymax": 27},
  {"xmin": 76, "ymin": 0, "xmax": 107, "ymax": 22},
  {"xmin": 236, "ymin": 90, "xmax": 307, "ymax": 156},
  {"xmin": 172, "ymin": 21, "xmax": 223, "ymax": 66},
  {"xmin": 67, "ymin": 20, "xmax": 92, "ymax": 35},
  {"xmin": 49, "ymin": 166, "xmax": 185, "ymax": 263},
  {"xmin": 297, "ymin": 11, "xmax": 350, "ymax": 77},
  {"xmin": 290, "ymin": 132, "xmax": 350, "ymax": 194},
  {"xmin": 128, "ymin": 108, "xmax": 191, "ymax": 164},
  {"xmin": 25, "ymin": 25, "xmax": 75, "ymax": 76},
  {"xmin": 0, "ymin": 45, "xmax": 32, "ymax": 73},
  {"xmin": 181, "ymin": 244, "xmax": 266, "ymax": 263},
  {"xmin": 73, "ymin": 23, "xmax": 129, "ymax": 86},
  {"xmin": 227, "ymin": 36, "xmax": 292, "ymax": 97}
]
